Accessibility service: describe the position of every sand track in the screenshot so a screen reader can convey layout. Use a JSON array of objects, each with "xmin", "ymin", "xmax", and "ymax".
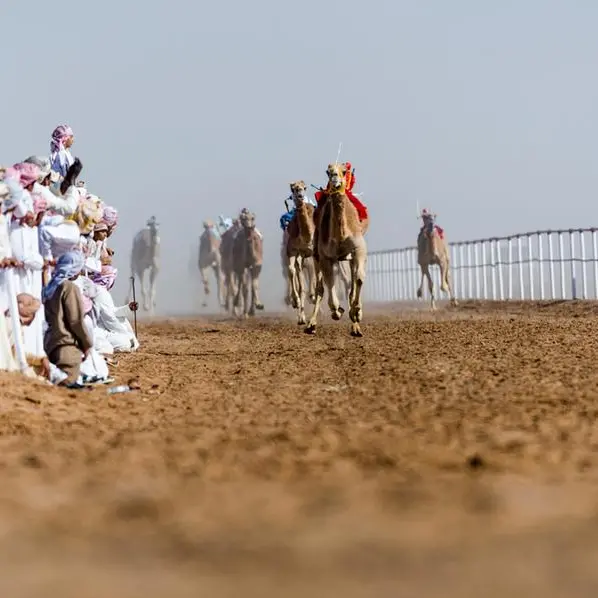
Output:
[{"xmin": 1, "ymin": 301, "xmax": 598, "ymax": 597}]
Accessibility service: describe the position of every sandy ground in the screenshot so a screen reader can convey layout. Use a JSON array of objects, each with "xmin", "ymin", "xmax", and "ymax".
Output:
[{"xmin": 2, "ymin": 300, "xmax": 598, "ymax": 597}]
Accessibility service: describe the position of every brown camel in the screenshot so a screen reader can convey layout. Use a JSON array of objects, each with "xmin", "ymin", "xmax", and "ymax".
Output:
[
  {"xmin": 198, "ymin": 220, "xmax": 223, "ymax": 308},
  {"xmin": 417, "ymin": 209, "xmax": 457, "ymax": 310},
  {"xmin": 219, "ymin": 218, "xmax": 241, "ymax": 313},
  {"xmin": 232, "ymin": 210, "xmax": 264, "ymax": 318},
  {"xmin": 305, "ymin": 163, "xmax": 368, "ymax": 337},
  {"xmin": 285, "ymin": 181, "xmax": 317, "ymax": 325}
]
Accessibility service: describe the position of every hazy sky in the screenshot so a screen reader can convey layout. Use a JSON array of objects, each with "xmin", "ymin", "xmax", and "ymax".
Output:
[{"xmin": 2, "ymin": 1, "xmax": 597, "ymax": 313}]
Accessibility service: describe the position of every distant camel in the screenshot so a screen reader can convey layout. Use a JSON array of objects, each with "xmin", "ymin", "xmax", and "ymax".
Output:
[
  {"xmin": 285, "ymin": 181, "xmax": 317, "ymax": 325},
  {"xmin": 129, "ymin": 216, "xmax": 160, "ymax": 313},
  {"xmin": 198, "ymin": 220, "xmax": 223, "ymax": 308},
  {"xmin": 416, "ymin": 209, "xmax": 457, "ymax": 310},
  {"xmin": 232, "ymin": 210, "xmax": 264, "ymax": 318},
  {"xmin": 306, "ymin": 163, "xmax": 368, "ymax": 337},
  {"xmin": 220, "ymin": 218, "xmax": 241, "ymax": 313}
]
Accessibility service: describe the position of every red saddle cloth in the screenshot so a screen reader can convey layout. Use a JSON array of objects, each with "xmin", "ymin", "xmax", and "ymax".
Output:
[
  {"xmin": 314, "ymin": 189, "xmax": 368, "ymax": 222},
  {"xmin": 421, "ymin": 224, "xmax": 444, "ymax": 239}
]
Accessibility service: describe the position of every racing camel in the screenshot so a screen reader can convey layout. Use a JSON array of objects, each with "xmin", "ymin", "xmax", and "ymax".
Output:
[
  {"xmin": 232, "ymin": 210, "xmax": 264, "ymax": 318},
  {"xmin": 284, "ymin": 181, "xmax": 317, "ymax": 325},
  {"xmin": 305, "ymin": 163, "xmax": 368, "ymax": 337},
  {"xmin": 129, "ymin": 216, "xmax": 160, "ymax": 313},
  {"xmin": 198, "ymin": 220, "xmax": 223, "ymax": 308},
  {"xmin": 219, "ymin": 217, "xmax": 241, "ymax": 313},
  {"xmin": 417, "ymin": 209, "xmax": 457, "ymax": 310}
]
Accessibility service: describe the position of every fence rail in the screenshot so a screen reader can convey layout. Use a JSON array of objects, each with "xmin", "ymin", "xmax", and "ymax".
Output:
[{"xmin": 365, "ymin": 228, "xmax": 598, "ymax": 302}]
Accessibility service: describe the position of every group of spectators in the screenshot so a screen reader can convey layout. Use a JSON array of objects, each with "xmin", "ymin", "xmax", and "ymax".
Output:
[{"xmin": 0, "ymin": 125, "xmax": 139, "ymax": 389}]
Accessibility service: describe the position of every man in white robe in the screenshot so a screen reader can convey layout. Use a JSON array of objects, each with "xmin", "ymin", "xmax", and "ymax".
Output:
[
  {"xmin": 7, "ymin": 163, "xmax": 46, "ymax": 361},
  {"xmin": 91, "ymin": 265, "xmax": 140, "ymax": 352}
]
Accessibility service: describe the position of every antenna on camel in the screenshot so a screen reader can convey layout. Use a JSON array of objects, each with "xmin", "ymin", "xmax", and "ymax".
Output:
[{"xmin": 334, "ymin": 142, "xmax": 342, "ymax": 165}]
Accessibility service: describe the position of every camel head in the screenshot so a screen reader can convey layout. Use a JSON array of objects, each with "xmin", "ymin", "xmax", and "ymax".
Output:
[
  {"xmin": 147, "ymin": 216, "xmax": 159, "ymax": 237},
  {"xmin": 326, "ymin": 163, "xmax": 347, "ymax": 192},
  {"xmin": 289, "ymin": 180, "xmax": 307, "ymax": 206},
  {"xmin": 421, "ymin": 209, "xmax": 437, "ymax": 236},
  {"xmin": 240, "ymin": 209, "xmax": 256, "ymax": 231}
]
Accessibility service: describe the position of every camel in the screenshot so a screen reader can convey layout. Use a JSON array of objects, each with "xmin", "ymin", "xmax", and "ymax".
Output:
[
  {"xmin": 416, "ymin": 210, "xmax": 457, "ymax": 310},
  {"xmin": 232, "ymin": 210, "xmax": 264, "ymax": 318},
  {"xmin": 284, "ymin": 181, "xmax": 317, "ymax": 325},
  {"xmin": 305, "ymin": 163, "xmax": 368, "ymax": 337},
  {"xmin": 219, "ymin": 218, "xmax": 241, "ymax": 313},
  {"xmin": 129, "ymin": 216, "xmax": 160, "ymax": 313},
  {"xmin": 198, "ymin": 220, "xmax": 223, "ymax": 308}
]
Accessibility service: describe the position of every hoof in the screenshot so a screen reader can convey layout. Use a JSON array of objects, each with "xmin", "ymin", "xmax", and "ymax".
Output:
[
  {"xmin": 416, "ymin": 289, "xmax": 423, "ymax": 299},
  {"xmin": 350, "ymin": 327, "xmax": 363, "ymax": 338},
  {"xmin": 297, "ymin": 318, "xmax": 306, "ymax": 326},
  {"xmin": 304, "ymin": 325, "xmax": 316, "ymax": 335},
  {"xmin": 256, "ymin": 303, "xmax": 265, "ymax": 311},
  {"xmin": 331, "ymin": 306, "xmax": 345, "ymax": 321}
]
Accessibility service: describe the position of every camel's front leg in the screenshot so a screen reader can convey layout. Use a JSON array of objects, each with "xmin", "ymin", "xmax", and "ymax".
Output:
[
  {"xmin": 419, "ymin": 264, "xmax": 436, "ymax": 311},
  {"xmin": 349, "ymin": 246, "xmax": 367, "ymax": 337},
  {"xmin": 304, "ymin": 260, "xmax": 325, "ymax": 335},
  {"xmin": 305, "ymin": 257, "xmax": 316, "ymax": 304},
  {"xmin": 250, "ymin": 264, "xmax": 264, "ymax": 313},
  {"xmin": 288, "ymin": 255, "xmax": 300, "ymax": 310},
  {"xmin": 324, "ymin": 260, "xmax": 343, "ymax": 321},
  {"xmin": 199, "ymin": 266, "xmax": 209, "ymax": 307},
  {"xmin": 441, "ymin": 259, "xmax": 458, "ymax": 307},
  {"xmin": 233, "ymin": 269, "xmax": 246, "ymax": 318},
  {"xmin": 139, "ymin": 269, "xmax": 150, "ymax": 312},
  {"xmin": 294, "ymin": 255, "xmax": 307, "ymax": 326},
  {"xmin": 148, "ymin": 265, "xmax": 158, "ymax": 314},
  {"xmin": 214, "ymin": 263, "xmax": 224, "ymax": 308}
]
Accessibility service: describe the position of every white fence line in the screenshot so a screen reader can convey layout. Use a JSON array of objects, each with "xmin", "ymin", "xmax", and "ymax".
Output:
[{"xmin": 365, "ymin": 228, "xmax": 598, "ymax": 302}]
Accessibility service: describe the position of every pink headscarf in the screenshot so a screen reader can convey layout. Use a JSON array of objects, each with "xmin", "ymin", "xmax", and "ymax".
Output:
[
  {"xmin": 101, "ymin": 205, "xmax": 118, "ymax": 228},
  {"xmin": 50, "ymin": 125, "xmax": 74, "ymax": 153},
  {"xmin": 12, "ymin": 163, "xmax": 40, "ymax": 188},
  {"xmin": 92, "ymin": 265, "xmax": 118, "ymax": 291}
]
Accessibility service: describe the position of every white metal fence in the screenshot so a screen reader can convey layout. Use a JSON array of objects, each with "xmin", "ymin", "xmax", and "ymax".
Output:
[{"xmin": 365, "ymin": 228, "xmax": 598, "ymax": 302}]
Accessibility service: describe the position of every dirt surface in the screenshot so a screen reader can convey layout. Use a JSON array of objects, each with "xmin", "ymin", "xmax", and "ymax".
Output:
[{"xmin": 2, "ymin": 300, "xmax": 598, "ymax": 597}]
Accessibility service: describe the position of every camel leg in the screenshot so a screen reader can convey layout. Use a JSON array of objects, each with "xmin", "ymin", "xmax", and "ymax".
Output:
[
  {"xmin": 441, "ymin": 259, "xmax": 458, "ymax": 307},
  {"xmin": 304, "ymin": 261, "xmax": 325, "ymax": 335},
  {"xmin": 417, "ymin": 266, "xmax": 425, "ymax": 301},
  {"xmin": 305, "ymin": 258, "xmax": 316, "ymax": 304},
  {"xmin": 421, "ymin": 264, "xmax": 436, "ymax": 311},
  {"xmin": 294, "ymin": 255, "xmax": 307, "ymax": 326},
  {"xmin": 251, "ymin": 265, "xmax": 264, "ymax": 312},
  {"xmin": 288, "ymin": 255, "xmax": 300, "ymax": 310},
  {"xmin": 324, "ymin": 260, "xmax": 343, "ymax": 321},
  {"xmin": 214, "ymin": 263, "xmax": 224, "ymax": 308},
  {"xmin": 233, "ymin": 269, "xmax": 245, "ymax": 318},
  {"xmin": 349, "ymin": 246, "xmax": 367, "ymax": 337},
  {"xmin": 149, "ymin": 266, "xmax": 158, "ymax": 315},
  {"xmin": 199, "ymin": 266, "xmax": 209, "ymax": 308},
  {"xmin": 139, "ymin": 269, "xmax": 150, "ymax": 312},
  {"xmin": 338, "ymin": 261, "xmax": 351, "ymax": 303}
]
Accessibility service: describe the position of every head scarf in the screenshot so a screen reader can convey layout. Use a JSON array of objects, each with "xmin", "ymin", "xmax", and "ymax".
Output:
[
  {"xmin": 23, "ymin": 156, "xmax": 52, "ymax": 183},
  {"xmin": 101, "ymin": 205, "xmax": 118, "ymax": 228},
  {"xmin": 67, "ymin": 194, "xmax": 104, "ymax": 235},
  {"xmin": 12, "ymin": 163, "xmax": 40, "ymax": 188},
  {"xmin": 92, "ymin": 265, "xmax": 118, "ymax": 291},
  {"xmin": 16, "ymin": 293, "xmax": 41, "ymax": 322},
  {"xmin": 42, "ymin": 251, "xmax": 85, "ymax": 302},
  {"xmin": 50, "ymin": 125, "xmax": 74, "ymax": 154}
]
